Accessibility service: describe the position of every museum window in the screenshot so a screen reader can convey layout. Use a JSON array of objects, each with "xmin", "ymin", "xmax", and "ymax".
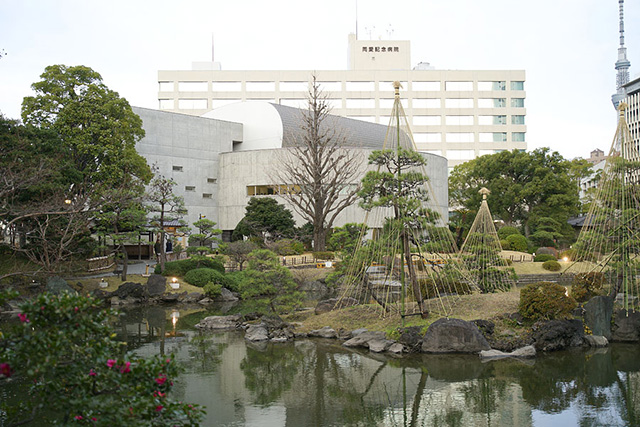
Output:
[
  {"xmin": 185, "ymin": 186, "xmax": 195, "ymax": 192},
  {"xmin": 173, "ymin": 166, "xmax": 183, "ymax": 172},
  {"xmin": 202, "ymin": 193, "xmax": 212, "ymax": 199},
  {"xmin": 510, "ymin": 81, "xmax": 525, "ymax": 90},
  {"xmin": 207, "ymin": 178, "xmax": 217, "ymax": 184},
  {"xmin": 511, "ymin": 98, "xmax": 525, "ymax": 108}
]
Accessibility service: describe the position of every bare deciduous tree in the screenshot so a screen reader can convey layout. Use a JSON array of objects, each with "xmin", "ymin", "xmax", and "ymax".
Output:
[{"xmin": 271, "ymin": 76, "xmax": 363, "ymax": 251}]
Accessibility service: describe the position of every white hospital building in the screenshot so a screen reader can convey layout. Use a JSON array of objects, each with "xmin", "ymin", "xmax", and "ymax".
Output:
[{"xmin": 157, "ymin": 33, "xmax": 527, "ymax": 169}]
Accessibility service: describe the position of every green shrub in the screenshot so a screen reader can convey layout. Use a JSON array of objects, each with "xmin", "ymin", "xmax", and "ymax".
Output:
[
  {"xmin": 313, "ymin": 251, "xmax": 335, "ymax": 261},
  {"xmin": 184, "ymin": 268, "xmax": 228, "ymax": 288},
  {"xmin": 506, "ymin": 234, "xmax": 528, "ymax": 252},
  {"xmin": 504, "ymin": 258, "xmax": 513, "ymax": 266},
  {"xmin": 534, "ymin": 254, "xmax": 556, "ymax": 262},
  {"xmin": 536, "ymin": 247, "xmax": 559, "ymax": 258},
  {"xmin": 155, "ymin": 256, "xmax": 225, "ymax": 276},
  {"xmin": 498, "ymin": 226, "xmax": 520, "ymax": 240},
  {"xmin": 570, "ymin": 272, "xmax": 605, "ymax": 303},
  {"xmin": 270, "ymin": 239, "xmax": 304, "ymax": 256},
  {"xmin": 519, "ymin": 281, "xmax": 577, "ymax": 320},
  {"xmin": 203, "ymin": 282, "xmax": 223, "ymax": 298},
  {"xmin": 500, "ymin": 239, "xmax": 511, "ymax": 250},
  {"xmin": 542, "ymin": 260, "xmax": 562, "ymax": 271}
]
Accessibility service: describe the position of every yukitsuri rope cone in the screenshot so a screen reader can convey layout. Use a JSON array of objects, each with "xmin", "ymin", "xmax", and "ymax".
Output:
[
  {"xmin": 563, "ymin": 103, "xmax": 640, "ymax": 311},
  {"xmin": 459, "ymin": 188, "xmax": 517, "ymax": 293},
  {"xmin": 334, "ymin": 82, "xmax": 472, "ymax": 322}
]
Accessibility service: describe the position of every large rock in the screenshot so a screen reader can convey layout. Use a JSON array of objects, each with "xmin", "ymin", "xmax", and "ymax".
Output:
[
  {"xmin": 195, "ymin": 314, "xmax": 243, "ymax": 330},
  {"xmin": 479, "ymin": 345, "xmax": 536, "ymax": 359},
  {"xmin": 112, "ymin": 282, "xmax": 148, "ymax": 299},
  {"xmin": 343, "ymin": 331, "xmax": 386, "ymax": 348},
  {"xmin": 532, "ymin": 319, "xmax": 584, "ymax": 351},
  {"xmin": 46, "ymin": 276, "xmax": 77, "ymax": 295},
  {"xmin": 245, "ymin": 324, "xmax": 269, "ymax": 341},
  {"xmin": 146, "ymin": 274, "xmax": 166, "ymax": 296},
  {"xmin": 214, "ymin": 287, "xmax": 239, "ymax": 302},
  {"xmin": 583, "ymin": 296, "xmax": 613, "ymax": 339},
  {"xmin": 584, "ymin": 335, "xmax": 609, "ymax": 347},
  {"xmin": 308, "ymin": 326, "xmax": 338, "ymax": 338},
  {"xmin": 314, "ymin": 297, "xmax": 358, "ymax": 315},
  {"xmin": 612, "ymin": 309, "xmax": 640, "ymax": 342},
  {"xmin": 396, "ymin": 326, "xmax": 424, "ymax": 353},
  {"xmin": 421, "ymin": 318, "xmax": 491, "ymax": 354},
  {"xmin": 368, "ymin": 339, "xmax": 395, "ymax": 353}
]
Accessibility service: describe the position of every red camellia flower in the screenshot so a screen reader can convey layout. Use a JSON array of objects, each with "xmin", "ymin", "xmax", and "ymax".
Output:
[
  {"xmin": 155, "ymin": 375, "xmax": 167, "ymax": 385},
  {"xmin": 0, "ymin": 363, "xmax": 12, "ymax": 377},
  {"xmin": 74, "ymin": 415, "xmax": 83, "ymax": 420},
  {"xmin": 89, "ymin": 369, "xmax": 96, "ymax": 377},
  {"xmin": 17, "ymin": 313, "xmax": 29, "ymax": 323},
  {"xmin": 156, "ymin": 405, "xmax": 164, "ymax": 412},
  {"xmin": 106, "ymin": 359, "xmax": 117, "ymax": 368},
  {"xmin": 120, "ymin": 361, "xmax": 131, "ymax": 373}
]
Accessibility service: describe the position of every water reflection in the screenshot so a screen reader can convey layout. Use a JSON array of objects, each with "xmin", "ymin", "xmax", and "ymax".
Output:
[{"xmin": 114, "ymin": 306, "xmax": 640, "ymax": 427}]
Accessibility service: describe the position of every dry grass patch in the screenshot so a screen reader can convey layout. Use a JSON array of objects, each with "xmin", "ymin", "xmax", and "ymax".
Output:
[{"xmin": 286, "ymin": 287, "xmax": 523, "ymax": 335}]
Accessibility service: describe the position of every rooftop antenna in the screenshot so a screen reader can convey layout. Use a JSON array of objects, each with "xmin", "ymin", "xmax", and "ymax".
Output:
[
  {"xmin": 365, "ymin": 25, "xmax": 375, "ymax": 40},
  {"xmin": 612, "ymin": 0, "xmax": 631, "ymax": 109},
  {"xmin": 355, "ymin": 0, "xmax": 358, "ymax": 39},
  {"xmin": 211, "ymin": 33, "xmax": 215, "ymax": 62}
]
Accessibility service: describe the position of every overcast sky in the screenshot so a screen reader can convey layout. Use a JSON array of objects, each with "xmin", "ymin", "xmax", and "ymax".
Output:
[{"xmin": 1, "ymin": 0, "xmax": 638, "ymax": 160}]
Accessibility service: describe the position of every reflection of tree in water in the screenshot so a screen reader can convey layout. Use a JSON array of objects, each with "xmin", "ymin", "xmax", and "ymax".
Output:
[
  {"xmin": 461, "ymin": 377, "xmax": 508, "ymax": 423},
  {"xmin": 240, "ymin": 342, "xmax": 305, "ymax": 406},
  {"xmin": 187, "ymin": 332, "xmax": 228, "ymax": 373}
]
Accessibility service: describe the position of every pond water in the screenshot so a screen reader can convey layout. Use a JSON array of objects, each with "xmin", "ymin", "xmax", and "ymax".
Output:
[{"xmin": 116, "ymin": 306, "xmax": 640, "ymax": 427}]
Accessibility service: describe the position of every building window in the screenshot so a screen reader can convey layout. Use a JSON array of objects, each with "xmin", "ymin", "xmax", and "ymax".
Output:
[
  {"xmin": 159, "ymin": 81, "xmax": 174, "ymax": 92},
  {"xmin": 478, "ymin": 115, "xmax": 506, "ymax": 125},
  {"xmin": 279, "ymin": 81, "xmax": 308, "ymax": 91},
  {"xmin": 446, "ymin": 132, "xmax": 474, "ymax": 143},
  {"xmin": 510, "ymin": 81, "xmax": 524, "ymax": 90},
  {"xmin": 513, "ymin": 132, "xmax": 526, "ymax": 142},
  {"xmin": 211, "ymin": 81, "xmax": 241, "ymax": 91},
  {"xmin": 511, "ymin": 115, "xmax": 525, "ymax": 125},
  {"xmin": 379, "ymin": 81, "xmax": 408, "ymax": 91},
  {"xmin": 479, "ymin": 132, "xmax": 507, "ymax": 142},
  {"xmin": 246, "ymin": 81, "xmax": 276, "ymax": 91},
  {"xmin": 346, "ymin": 99, "xmax": 375, "ymax": 109},
  {"xmin": 178, "ymin": 99, "xmax": 207, "ymax": 109},
  {"xmin": 445, "ymin": 81, "xmax": 473, "ymax": 91},
  {"xmin": 202, "ymin": 193, "xmax": 212, "ymax": 199},
  {"xmin": 178, "ymin": 81, "xmax": 207, "ymax": 92},
  {"xmin": 172, "ymin": 166, "xmax": 183, "ymax": 172},
  {"xmin": 207, "ymin": 178, "xmax": 217, "ymax": 184},
  {"xmin": 478, "ymin": 98, "xmax": 506, "ymax": 108},
  {"xmin": 413, "ymin": 116, "xmax": 441, "ymax": 126},
  {"xmin": 185, "ymin": 186, "xmax": 195, "ymax": 192},
  {"xmin": 478, "ymin": 81, "xmax": 506, "ymax": 91},
  {"xmin": 445, "ymin": 98, "xmax": 474, "ymax": 108},
  {"xmin": 159, "ymin": 99, "xmax": 174, "ymax": 110},
  {"xmin": 379, "ymin": 98, "xmax": 407, "ymax": 109},
  {"xmin": 511, "ymin": 98, "xmax": 525, "ymax": 108},
  {"xmin": 446, "ymin": 149, "xmax": 475, "ymax": 160},
  {"xmin": 446, "ymin": 116, "xmax": 474, "ymax": 126},
  {"xmin": 412, "ymin": 98, "xmax": 441, "ymax": 108},
  {"xmin": 317, "ymin": 81, "xmax": 342, "ymax": 91},
  {"xmin": 346, "ymin": 81, "xmax": 375, "ymax": 91},
  {"xmin": 412, "ymin": 81, "xmax": 440, "ymax": 91},
  {"xmin": 413, "ymin": 132, "xmax": 442, "ymax": 143}
]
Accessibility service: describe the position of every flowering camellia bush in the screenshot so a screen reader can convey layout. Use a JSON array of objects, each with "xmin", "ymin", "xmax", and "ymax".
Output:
[{"xmin": 0, "ymin": 291, "xmax": 204, "ymax": 426}]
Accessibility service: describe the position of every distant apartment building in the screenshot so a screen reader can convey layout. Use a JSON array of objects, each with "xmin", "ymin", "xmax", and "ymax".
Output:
[{"xmin": 157, "ymin": 34, "xmax": 527, "ymax": 168}]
